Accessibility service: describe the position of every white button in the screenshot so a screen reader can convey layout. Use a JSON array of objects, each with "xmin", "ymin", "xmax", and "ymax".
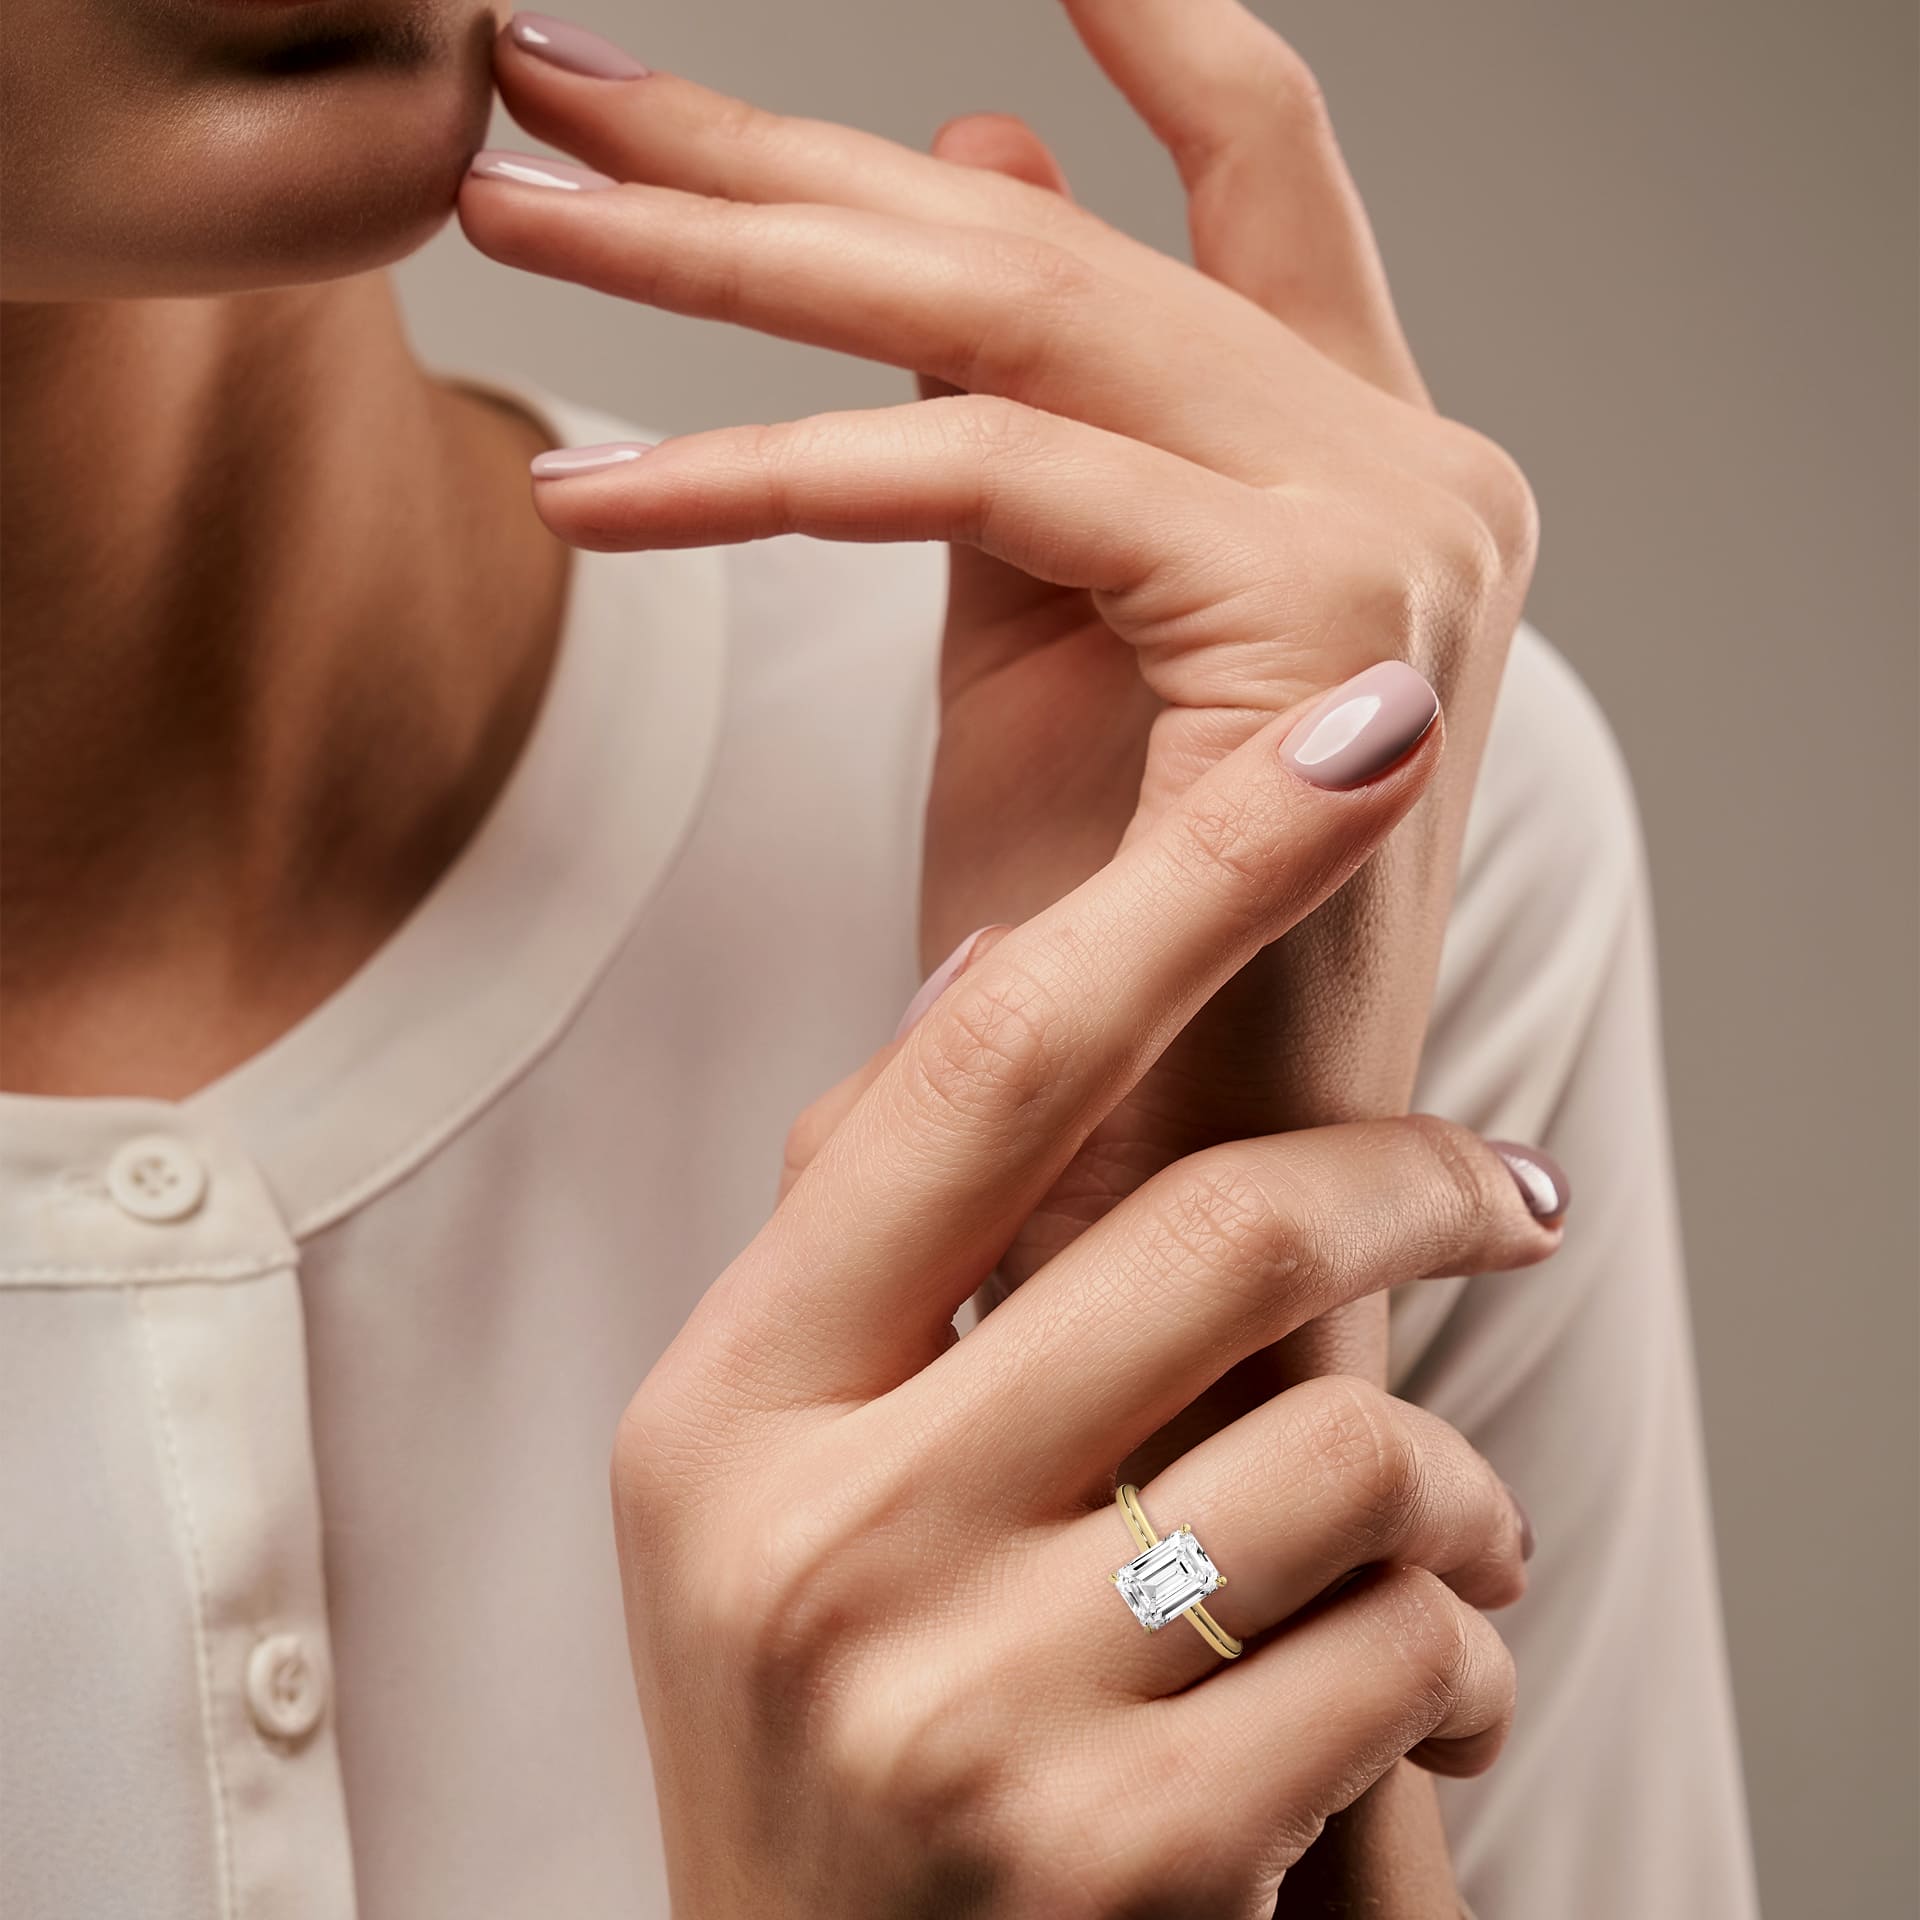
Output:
[
  {"xmin": 245, "ymin": 1633, "xmax": 327, "ymax": 1743},
  {"xmin": 105, "ymin": 1135, "xmax": 208, "ymax": 1224}
]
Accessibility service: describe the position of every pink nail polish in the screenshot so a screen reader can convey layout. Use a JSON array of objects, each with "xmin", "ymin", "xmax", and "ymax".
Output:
[
  {"xmin": 894, "ymin": 927, "xmax": 997, "ymax": 1042},
  {"xmin": 530, "ymin": 442, "xmax": 650, "ymax": 480},
  {"xmin": 1488, "ymin": 1141, "xmax": 1572, "ymax": 1222},
  {"xmin": 1502, "ymin": 1481, "xmax": 1537, "ymax": 1560},
  {"xmin": 1279, "ymin": 661, "xmax": 1440, "ymax": 790},
  {"xmin": 508, "ymin": 12, "xmax": 650, "ymax": 80},
  {"xmin": 468, "ymin": 150, "xmax": 618, "ymax": 193}
]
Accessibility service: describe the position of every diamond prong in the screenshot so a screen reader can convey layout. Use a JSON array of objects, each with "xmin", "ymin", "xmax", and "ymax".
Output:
[
  {"xmin": 1180, "ymin": 1522, "xmax": 1193, "ymax": 1534},
  {"xmin": 1215, "ymin": 1574, "xmax": 1228, "ymax": 1588}
]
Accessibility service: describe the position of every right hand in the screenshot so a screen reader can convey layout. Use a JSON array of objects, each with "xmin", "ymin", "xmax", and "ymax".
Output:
[{"xmin": 616, "ymin": 685, "xmax": 1559, "ymax": 1918}]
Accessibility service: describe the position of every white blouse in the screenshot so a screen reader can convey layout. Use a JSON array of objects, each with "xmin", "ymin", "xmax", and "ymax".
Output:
[{"xmin": 0, "ymin": 378, "xmax": 1757, "ymax": 1919}]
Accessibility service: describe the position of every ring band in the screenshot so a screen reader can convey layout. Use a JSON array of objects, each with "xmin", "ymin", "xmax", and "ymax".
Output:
[{"xmin": 1109, "ymin": 1482, "xmax": 1243, "ymax": 1659}]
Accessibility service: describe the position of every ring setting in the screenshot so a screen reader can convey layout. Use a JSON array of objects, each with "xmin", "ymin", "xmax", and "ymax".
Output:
[{"xmin": 1110, "ymin": 1483, "xmax": 1243, "ymax": 1659}]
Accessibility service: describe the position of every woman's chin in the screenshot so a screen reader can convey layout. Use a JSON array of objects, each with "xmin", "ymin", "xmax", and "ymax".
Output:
[{"xmin": 1, "ymin": 2, "xmax": 500, "ymax": 300}]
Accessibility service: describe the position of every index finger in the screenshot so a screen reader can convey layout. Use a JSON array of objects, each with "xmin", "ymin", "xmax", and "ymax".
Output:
[{"xmin": 698, "ymin": 663, "xmax": 1444, "ymax": 1403}]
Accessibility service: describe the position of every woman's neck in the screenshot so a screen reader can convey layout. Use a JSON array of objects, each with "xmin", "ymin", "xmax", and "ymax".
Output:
[{"xmin": 0, "ymin": 273, "xmax": 571, "ymax": 1097}]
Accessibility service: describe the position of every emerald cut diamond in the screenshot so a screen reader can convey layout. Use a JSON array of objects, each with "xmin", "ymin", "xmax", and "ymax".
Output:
[{"xmin": 1113, "ymin": 1526, "xmax": 1224, "ymax": 1632}]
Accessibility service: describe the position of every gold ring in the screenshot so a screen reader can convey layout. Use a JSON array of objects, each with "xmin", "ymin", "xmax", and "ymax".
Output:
[{"xmin": 1109, "ymin": 1482, "xmax": 1242, "ymax": 1660}]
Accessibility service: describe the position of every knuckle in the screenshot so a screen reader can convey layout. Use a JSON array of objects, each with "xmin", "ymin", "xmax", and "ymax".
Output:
[
  {"xmin": 947, "ymin": 232, "xmax": 1094, "ymax": 389},
  {"xmin": 610, "ymin": 1385, "xmax": 688, "ymax": 1554},
  {"xmin": 1430, "ymin": 491, "xmax": 1507, "ymax": 615},
  {"xmin": 1423, "ymin": 420, "xmax": 1540, "ymax": 577},
  {"xmin": 932, "ymin": 391, "xmax": 1039, "ymax": 455},
  {"xmin": 1326, "ymin": 535, "xmax": 1427, "ymax": 668},
  {"xmin": 1454, "ymin": 425, "xmax": 1541, "ymax": 574},
  {"xmin": 1477, "ymin": 1467, "xmax": 1533, "ymax": 1609},
  {"xmin": 1161, "ymin": 787, "xmax": 1295, "ymax": 935},
  {"xmin": 1148, "ymin": 1151, "xmax": 1292, "ymax": 1291},
  {"xmin": 1294, "ymin": 1376, "xmax": 1423, "ymax": 1534},
  {"xmin": 997, "ymin": 229, "xmax": 1099, "ymax": 308},
  {"xmin": 1212, "ymin": 39, "xmax": 1329, "ymax": 153},
  {"xmin": 704, "ymin": 89, "xmax": 775, "ymax": 151},
  {"xmin": 610, "ymin": 1390, "xmax": 662, "ymax": 1502},
  {"xmin": 1357, "ymin": 492, "xmax": 1494, "ymax": 692},
  {"xmin": 779, "ymin": 1101, "xmax": 831, "ymax": 1185},
  {"xmin": 1398, "ymin": 1113, "xmax": 1504, "ymax": 1240},
  {"xmin": 902, "ymin": 963, "xmax": 1074, "ymax": 1134},
  {"xmin": 924, "ymin": 395, "xmax": 1050, "ymax": 540},
  {"xmin": 1382, "ymin": 1565, "xmax": 1477, "ymax": 1707},
  {"xmin": 1253, "ymin": 37, "xmax": 1331, "ymax": 127}
]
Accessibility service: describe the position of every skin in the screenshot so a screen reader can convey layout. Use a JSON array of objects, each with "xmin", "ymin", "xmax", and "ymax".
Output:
[
  {"xmin": 472, "ymin": 4, "xmax": 1536, "ymax": 1901},
  {"xmin": 616, "ymin": 706, "xmax": 1560, "ymax": 1916},
  {"xmin": 2, "ymin": 0, "xmax": 1546, "ymax": 1908},
  {"xmin": 1, "ymin": 0, "xmax": 565, "ymax": 1096}
]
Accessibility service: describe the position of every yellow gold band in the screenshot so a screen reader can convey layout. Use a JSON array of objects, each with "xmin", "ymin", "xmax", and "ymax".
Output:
[{"xmin": 1114, "ymin": 1482, "xmax": 1243, "ymax": 1660}]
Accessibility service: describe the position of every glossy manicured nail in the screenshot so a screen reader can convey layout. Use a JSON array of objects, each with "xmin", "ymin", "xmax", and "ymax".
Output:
[
  {"xmin": 1503, "ymin": 1483, "xmax": 1537, "ymax": 1561},
  {"xmin": 1279, "ymin": 661, "xmax": 1440, "ymax": 790},
  {"xmin": 531, "ymin": 441, "xmax": 650, "ymax": 480},
  {"xmin": 1489, "ymin": 1141, "xmax": 1572, "ymax": 1223},
  {"xmin": 894, "ymin": 927, "xmax": 999, "ymax": 1042},
  {"xmin": 468, "ymin": 150, "xmax": 617, "ymax": 193},
  {"xmin": 508, "ymin": 12, "xmax": 650, "ymax": 78}
]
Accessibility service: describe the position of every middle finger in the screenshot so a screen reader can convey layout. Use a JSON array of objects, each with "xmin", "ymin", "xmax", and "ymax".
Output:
[
  {"xmin": 459, "ymin": 158, "xmax": 1299, "ymax": 479},
  {"xmin": 928, "ymin": 1115, "xmax": 1564, "ymax": 1500}
]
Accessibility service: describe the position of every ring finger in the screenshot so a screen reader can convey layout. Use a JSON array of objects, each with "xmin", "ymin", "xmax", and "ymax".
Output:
[{"xmin": 1071, "ymin": 1374, "xmax": 1528, "ymax": 1697}]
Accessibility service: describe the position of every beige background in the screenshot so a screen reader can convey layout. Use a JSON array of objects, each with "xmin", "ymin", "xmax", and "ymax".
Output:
[{"xmin": 396, "ymin": 3, "xmax": 1920, "ymax": 1911}]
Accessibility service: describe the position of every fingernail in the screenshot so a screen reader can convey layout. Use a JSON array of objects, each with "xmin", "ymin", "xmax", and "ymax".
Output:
[
  {"xmin": 468, "ymin": 150, "xmax": 617, "ymax": 193},
  {"xmin": 894, "ymin": 927, "xmax": 998, "ymax": 1042},
  {"xmin": 531, "ymin": 441, "xmax": 650, "ymax": 480},
  {"xmin": 507, "ymin": 12, "xmax": 650, "ymax": 79},
  {"xmin": 1488, "ymin": 1141, "xmax": 1572, "ymax": 1223},
  {"xmin": 1278, "ymin": 661, "xmax": 1440, "ymax": 790},
  {"xmin": 1503, "ymin": 1482, "xmax": 1537, "ymax": 1561}
]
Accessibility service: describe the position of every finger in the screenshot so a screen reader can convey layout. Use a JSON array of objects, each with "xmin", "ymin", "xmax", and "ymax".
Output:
[
  {"xmin": 916, "ymin": 115, "xmax": 1087, "ymax": 659},
  {"xmin": 496, "ymin": 19, "xmax": 1050, "ymax": 234},
  {"xmin": 1144, "ymin": 1565, "xmax": 1516, "ymax": 1879},
  {"xmin": 778, "ymin": 1054, "xmax": 889, "ymax": 1205},
  {"xmin": 930, "ymin": 112, "xmax": 1074, "ymax": 198},
  {"xmin": 533, "ymin": 391, "xmax": 1297, "ymax": 668},
  {"xmin": 458, "ymin": 164, "xmax": 1296, "ymax": 479},
  {"xmin": 1079, "ymin": 1377, "xmax": 1527, "ymax": 1697},
  {"xmin": 694, "ymin": 667, "xmax": 1444, "ymax": 1401},
  {"xmin": 493, "ymin": 21, "xmax": 1392, "ymax": 462},
  {"xmin": 942, "ymin": 1116, "xmax": 1563, "ymax": 1490},
  {"xmin": 523, "ymin": 399, "xmax": 1376, "ymax": 718},
  {"xmin": 1056, "ymin": 0, "xmax": 1426, "ymax": 402},
  {"xmin": 494, "ymin": 21, "xmax": 1256, "ymax": 391},
  {"xmin": 779, "ymin": 926, "xmax": 1015, "ymax": 1202}
]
